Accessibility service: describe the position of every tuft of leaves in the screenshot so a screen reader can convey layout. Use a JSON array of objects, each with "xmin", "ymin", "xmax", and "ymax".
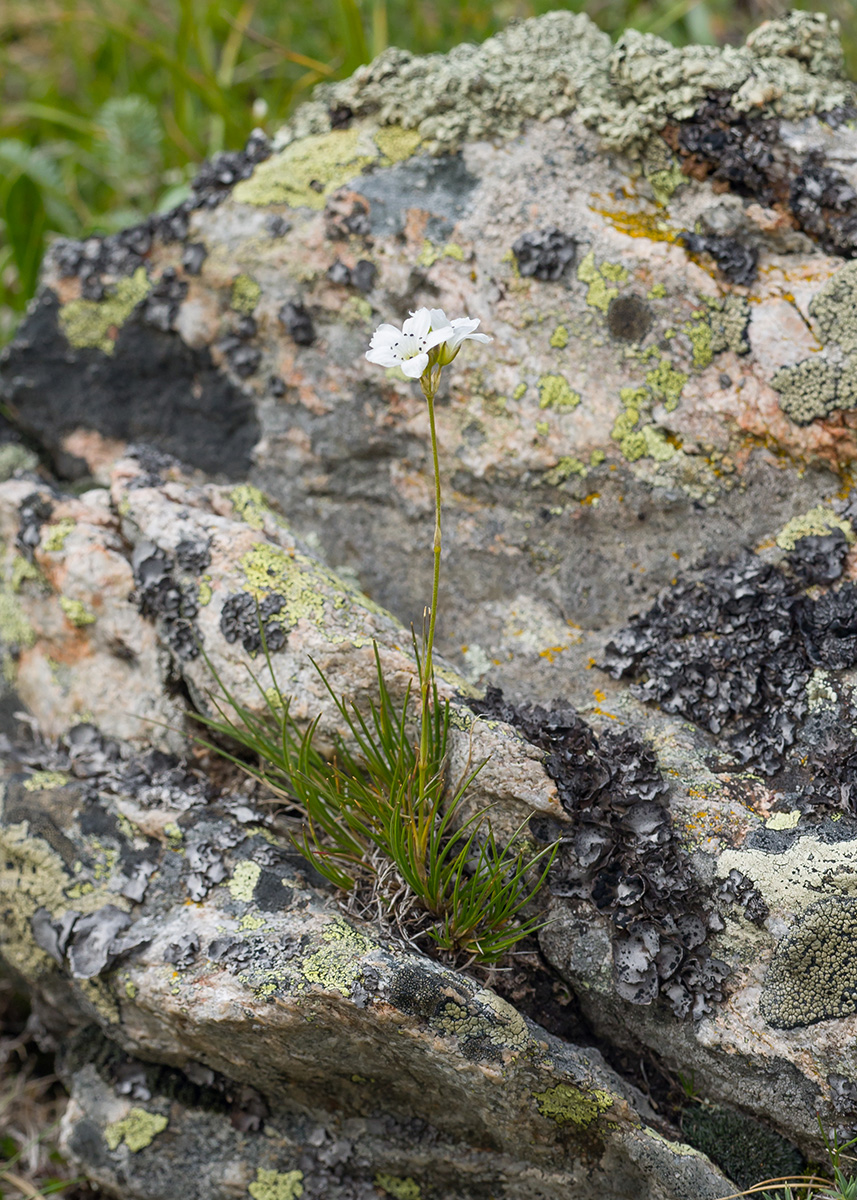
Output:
[{"xmin": 190, "ymin": 638, "xmax": 556, "ymax": 964}]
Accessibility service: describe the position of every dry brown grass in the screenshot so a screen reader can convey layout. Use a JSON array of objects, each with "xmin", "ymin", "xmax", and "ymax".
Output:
[{"xmin": 0, "ymin": 975, "xmax": 99, "ymax": 1200}]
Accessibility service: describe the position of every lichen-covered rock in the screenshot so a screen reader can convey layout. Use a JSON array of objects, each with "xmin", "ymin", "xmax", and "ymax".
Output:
[
  {"xmin": 7, "ymin": 7, "xmax": 857, "ymax": 1191},
  {"xmin": 1, "ymin": 750, "xmax": 729, "ymax": 1200}
]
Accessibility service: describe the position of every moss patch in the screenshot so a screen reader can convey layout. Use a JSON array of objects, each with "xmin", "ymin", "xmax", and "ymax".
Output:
[
  {"xmin": 104, "ymin": 1108, "xmax": 168, "ymax": 1153},
  {"xmin": 59, "ymin": 267, "xmax": 150, "ymax": 354},
  {"xmin": 533, "ymin": 1083, "xmax": 614, "ymax": 1126}
]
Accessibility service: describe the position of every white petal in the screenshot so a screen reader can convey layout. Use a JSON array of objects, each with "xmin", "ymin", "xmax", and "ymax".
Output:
[
  {"xmin": 465, "ymin": 332, "xmax": 492, "ymax": 343},
  {"xmin": 429, "ymin": 308, "xmax": 450, "ymax": 330},
  {"xmin": 366, "ymin": 347, "xmax": 400, "ymax": 366},
  {"xmin": 425, "ymin": 326, "xmax": 453, "ymax": 350},
  {"xmin": 403, "ymin": 308, "xmax": 432, "ymax": 338},
  {"xmin": 368, "ymin": 324, "xmax": 402, "ymax": 351},
  {"xmin": 450, "ymin": 316, "xmax": 480, "ymax": 331},
  {"xmin": 401, "ymin": 352, "xmax": 429, "ymax": 378}
]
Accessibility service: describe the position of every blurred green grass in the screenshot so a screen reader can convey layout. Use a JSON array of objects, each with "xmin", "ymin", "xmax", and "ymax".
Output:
[{"xmin": 0, "ymin": 0, "xmax": 855, "ymax": 343}]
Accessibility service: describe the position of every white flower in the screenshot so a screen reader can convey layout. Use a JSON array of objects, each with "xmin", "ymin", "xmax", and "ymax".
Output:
[
  {"xmin": 365, "ymin": 307, "xmax": 453, "ymax": 379},
  {"xmin": 429, "ymin": 308, "xmax": 492, "ymax": 363}
]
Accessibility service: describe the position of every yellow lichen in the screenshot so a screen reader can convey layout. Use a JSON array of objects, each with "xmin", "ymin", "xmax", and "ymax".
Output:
[
  {"xmin": 374, "ymin": 125, "xmax": 422, "ymax": 163},
  {"xmin": 23, "ymin": 770, "xmax": 70, "ymax": 792},
  {"xmin": 248, "ymin": 1168, "xmax": 304, "ymax": 1200},
  {"xmin": 103, "ymin": 1109, "xmax": 168, "ymax": 1153},
  {"xmin": 228, "ymin": 861, "xmax": 261, "ymax": 902},
  {"xmin": 549, "ymin": 324, "xmax": 569, "ymax": 349},
  {"xmin": 230, "ymin": 484, "xmax": 278, "ymax": 530},
  {"xmin": 533, "ymin": 1083, "xmax": 614, "ymax": 1126},
  {"xmin": 416, "ymin": 241, "xmax": 465, "ymax": 268},
  {"xmin": 538, "ymin": 374, "xmax": 580, "ymax": 412},
  {"xmin": 232, "ymin": 129, "xmax": 375, "ymax": 210},
  {"xmin": 59, "ymin": 267, "xmax": 151, "ymax": 354},
  {"xmin": 776, "ymin": 505, "xmax": 855, "ymax": 551},
  {"xmin": 231, "ymin": 274, "xmax": 262, "ymax": 314},
  {"xmin": 41, "ymin": 518, "xmax": 76, "ymax": 553},
  {"xmin": 375, "ymin": 1175, "xmax": 421, "ymax": 1200},
  {"xmin": 240, "ymin": 544, "xmax": 325, "ymax": 626},
  {"xmin": 299, "ymin": 918, "xmax": 374, "ymax": 996},
  {"xmin": 645, "ymin": 360, "xmax": 687, "ymax": 411},
  {"xmin": 59, "ymin": 596, "xmax": 96, "ymax": 627},
  {"xmin": 543, "ymin": 456, "xmax": 586, "ymax": 485}
]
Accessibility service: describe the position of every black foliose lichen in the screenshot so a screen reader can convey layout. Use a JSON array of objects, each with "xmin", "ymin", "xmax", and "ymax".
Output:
[
  {"xmin": 469, "ymin": 689, "xmax": 727, "ymax": 1019},
  {"xmin": 132, "ymin": 543, "xmax": 202, "ymax": 660},
  {"xmin": 511, "ymin": 228, "xmax": 577, "ymax": 281},
  {"xmin": 279, "ymin": 301, "xmax": 316, "ymax": 346},
  {"xmin": 602, "ymin": 546, "xmax": 857, "ymax": 779},
  {"xmin": 673, "ymin": 94, "xmax": 857, "ymax": 257},
  {"xmin": 679, "ymin": 232, "xmax": 759, "ymax": 286},
  {"xmin": 219, "ymin": 591, "xmax": 287, "ymax": 655},
  {"xmin": 16, "ymin": 491, "xmax": 54, "ymax": 560},
  {"xmin": 48, "ymin": 131, "xmax": 271, "ymax": 293}
]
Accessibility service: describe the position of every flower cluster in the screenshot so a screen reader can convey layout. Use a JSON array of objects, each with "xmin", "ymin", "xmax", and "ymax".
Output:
[{"xmin": 365, "ymin": 306, "xmax": 490, "ymax": 379}]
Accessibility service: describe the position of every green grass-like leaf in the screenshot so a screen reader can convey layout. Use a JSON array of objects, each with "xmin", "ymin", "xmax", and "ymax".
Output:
[{"xmin": 191, "ymin": 635, "xmax": 556, "ymax": 963}]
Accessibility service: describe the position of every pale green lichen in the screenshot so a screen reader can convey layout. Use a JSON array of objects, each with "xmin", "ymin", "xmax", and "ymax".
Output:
[
  {"xmin": 586, "ymin": 276, "xmax": 618, "ymax": 314},
  {"xmin": 249, "ymin": 1169, "xmax": 304, "ymax": 1200},
  {"xmin": 375, "ymin": 1175, "xmax": 421, "ymax": 1200},
  {"xmin": 104, "ymin": 1109, "xmax": 168, "ymax": 1153},
  {"xmin": 687, "ymin": 320, "xmax": 713, "ymax": 368},
  {"xmin": 766, "ymin": 810, "xmax": 801, "ymax": 831},
  {"xmin": 227, "ymin": 860, "xmax": 261, "ymax": 902},
  {"xmin": 600, "ymin": 261, "xmax": 628, "ymax": 283},
  {"xmin": 0, "ymin": 589, "xmax": 35, "ymax": 650},
  {"xmin": 775, "ymin": 504, "xmax": 855, "ymax": 551},
  {"xmin": 590, "ymin": 448, "xmax": 605, "ymax": 465},
  {"xmin": 231, "ymin": 484, "xmax": 279, "ymax": 530},
  {"xmin": 233, "ymin": 128, "xmax": 378, "ymax": 210},
  {"xmin": 641, "ymin": 424, "xmax": 675, "ymax": 461},
  {"xmin": 198, "ymin": 577, "xmax": 213, "ymax": 606},
  {"xmin": 648, "ymin": 283, "xmax": 667, "ymax": 299},
  {"xmin": 512, "ymin": 383, "xmax": 527, "ymax": 400},
  {"xmin": 645, "ymin": 359, "xmax": 687, "ymax": 411},
  {"xmin": 278, "ymin": 11, "xmax": 852, "ymax": 160},
  {"xmin": 231, "ymin": 274, "xmax": 262, "ymax": 314},
  {"xmin": 417, "ymin": 241, "xmax": 465, "ymax": 268},
  {"xmin": 23, "ymin": 770, "xmax": 70, "ymax": 792},
  {"xmin": 647, "ymin": 161, "xmax": 687, "ymax": 205},
  {"xmin": 612, "ymin": 408, "xmax": 640, "ymax": 441},
  {"xmin": 59, "ymin": 596, "xmax": 96, "ymax": 627},
  {"xmin": 538, "ymin": 374, "xmax": 580, "ymax": 411},
  {"xmin": 59, "ymin": 267, "xmax": 150, "ymax": 354},
  {"xmin": 41, "ymin": 518, "xmax": 76, "ymax": 554},
  {"xmin": 299, "ymin": 918, "xmax": 375, "ymax": 997},
  {"xmin": 620, "ymin": 431, "xmax": 648, "ymax": 461},
  {"xmin": 772, "ymin": 357, "xmax": 840, "ymax": 425},
  {"xmin": 809, "ymin": 261, "xmax": 857, "ymax": 352},
  {"xmin": 533, "ymin": 1083, "xmax": 614, "ymax": 1126},
  {"xmin": 11, "ymin": 555, "xmax": 44, "ymax": 593},
  {"xmin": 240, "ymin": 544, "xmax": 325, "ymax": 627},
  {"xmin": 544, "ymin": 456, "xmax": 586, "ymax": 485},
  {"xmin": 373, "ymin": 125, "xmax": 422, "ymax": 163},
  {"xmin": 550, "ymin": 324, "xmax": 569, "ymax": 349},
  {"xmin": 164, "ymin": 822, "xmax": 183, "ymax": 848}
]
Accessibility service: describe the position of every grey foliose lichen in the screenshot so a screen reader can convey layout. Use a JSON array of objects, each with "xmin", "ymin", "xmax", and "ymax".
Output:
[{"xmin": 275, "ymin": 10, "xmax": 853, "ymax": 156}]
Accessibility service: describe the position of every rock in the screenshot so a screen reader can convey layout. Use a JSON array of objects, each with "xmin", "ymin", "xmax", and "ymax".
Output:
[
  {"xmin": 5, "ymin": 8, "xmax": 857, "ymax": 1192},
  {"xmin": 2, "ymin": 753, "xmax": 728, "ymax": 1200}
]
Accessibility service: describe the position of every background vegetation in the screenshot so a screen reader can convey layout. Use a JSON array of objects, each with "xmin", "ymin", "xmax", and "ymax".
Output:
[{"xmin": 0, "ymin": 0, "xmax": 855, "ymax": 346}]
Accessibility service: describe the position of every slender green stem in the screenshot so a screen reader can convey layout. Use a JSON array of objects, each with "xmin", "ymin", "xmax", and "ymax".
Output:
[{"xmin": 418, "ymin": 368, "xmax": 443, "ymax": 802}]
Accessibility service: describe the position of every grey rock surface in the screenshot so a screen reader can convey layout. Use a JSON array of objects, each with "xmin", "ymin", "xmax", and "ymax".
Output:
[{"xmin": 6, "ymin": 7, "xmax": 857, "ymax": 1194}]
